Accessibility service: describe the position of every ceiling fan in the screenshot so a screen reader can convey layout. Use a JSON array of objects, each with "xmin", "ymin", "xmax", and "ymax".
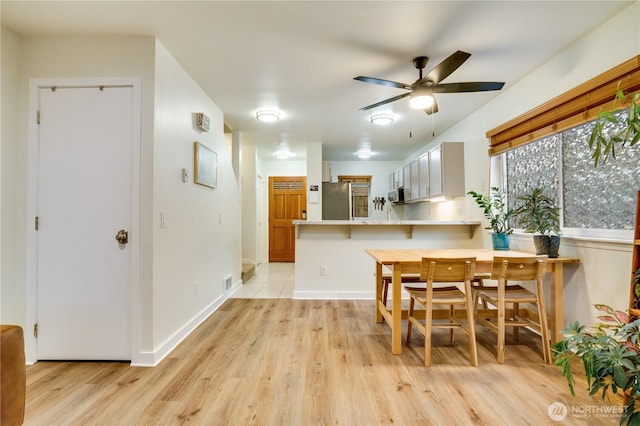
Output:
[{"xmin": 354, "ymin": 51, "xmax": 505, "ymax": 114}]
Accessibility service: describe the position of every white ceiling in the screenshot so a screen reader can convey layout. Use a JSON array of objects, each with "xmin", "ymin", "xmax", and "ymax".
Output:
[{"xmin": 1, "ymin": 1, "xmax": 632, "ymax": 161}]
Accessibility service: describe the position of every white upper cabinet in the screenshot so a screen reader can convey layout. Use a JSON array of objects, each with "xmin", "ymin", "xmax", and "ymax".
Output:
[
  {"xmin": 418, "ymin": 152, "xmax": 430, "ymax": 199},
  {"xmin": 409, "ymin": 160, "xmax": 419, "ymax": 201},
  {"xmin": 428, "ymin": 142, "xmax": 465, "ymax": 199},
  {"xmin": 388, "ymin": 141, "xmax": 464, "ymax": 203}
]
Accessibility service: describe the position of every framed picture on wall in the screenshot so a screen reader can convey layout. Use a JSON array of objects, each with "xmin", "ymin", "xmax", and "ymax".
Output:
[{"xmin": 194, "ymin": 141, "xmax": 217, "ymax": 189}]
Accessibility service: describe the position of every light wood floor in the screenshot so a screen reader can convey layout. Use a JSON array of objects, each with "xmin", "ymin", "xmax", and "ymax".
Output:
[{"xmin": 25, "ymin": 298, "xmax": 621, "ymax": 425}]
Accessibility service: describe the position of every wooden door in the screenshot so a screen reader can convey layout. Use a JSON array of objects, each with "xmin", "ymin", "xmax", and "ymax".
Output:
[
  {"xmin": 36, "ymin": 85, "xmax": 133, "ymax": 360},
  {"xmin": 269, "ymin": 176, "xmax": 306, "ymax": 262}
]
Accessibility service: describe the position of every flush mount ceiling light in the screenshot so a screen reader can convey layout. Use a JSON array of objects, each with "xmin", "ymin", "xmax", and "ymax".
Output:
[
  {"xmin": 370, "ymin": 113, "xmax": 394, "ymax": 126},
  {"xmin": 356, "ymin": 149, "xmax": 372, "ymax": 159},
  {"xmin": 256, "ymin": 110, "xmax": 280, "ymax": 123},
  {"xmin": 274, "ymin": 150, "xmax": 292, "ymax": 160},
  {"xmin": 409, "ymin": 86, "xmax": 435, "ymax": 109}
]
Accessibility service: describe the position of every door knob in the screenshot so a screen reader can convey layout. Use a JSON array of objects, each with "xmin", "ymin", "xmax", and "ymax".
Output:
[{"xmin": 115, "ymin": 229, "xmax": 129, "ymax": 244}]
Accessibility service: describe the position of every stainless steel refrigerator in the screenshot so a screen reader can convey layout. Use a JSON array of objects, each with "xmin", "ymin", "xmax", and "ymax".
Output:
[{"xmin": 322, "ymin": 182, "xmax": 352, "ymax": 220}]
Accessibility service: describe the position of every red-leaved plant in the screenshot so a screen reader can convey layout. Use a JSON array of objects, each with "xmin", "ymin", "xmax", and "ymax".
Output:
[{"xmin": 553, "ymin": 303, "xmax": 640, "ymax": 425}]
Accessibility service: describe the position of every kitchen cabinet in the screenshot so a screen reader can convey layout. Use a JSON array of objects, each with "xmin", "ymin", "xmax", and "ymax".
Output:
[
  {"xmin": 428, "ymin": 142, "xmax": 465, "ymax": 199},
  {"xmin": 418, "ymin": 153, "xmax": 429, "ymax": 199},
  {"xmin": 388, "ymin": 141, "xmax": 464, "ymax": 202},
  {"xmin": 409, "ymin": 160, "xmax": 419, "ymax": 201},
  {"xmin": 402, "ymin": 164, "xmax": 411, "ymax": 201},
  {"xmin": 392, "ymin": 168, "xmax": 404, "ymax": 190}
]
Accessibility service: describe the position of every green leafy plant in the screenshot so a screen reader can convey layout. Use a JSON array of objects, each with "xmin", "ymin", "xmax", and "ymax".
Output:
[
  {"xmin": 589, "ymin": 83, "xmax": 640, "ymax": 167},
  {"xmin": 467, "ymin": 187, "xmax": 514, "ymax": 234},
  {"xmin": 553, "ymin": 302, "xmax": 640, "ymax": 425},
  {"xmin": 633, "ymin": 269, "xmax": 640, "ymax": 311},
  {"xmin": 514, "ymin": 187, "xmax": 560, "ymax": 235}
]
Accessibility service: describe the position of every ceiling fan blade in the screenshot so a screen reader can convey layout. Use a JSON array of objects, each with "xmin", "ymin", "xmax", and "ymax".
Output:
[
  {"xmin": 354, "ymin": 76, "xmax": 410, "ymax": 90},
  {"xmin": 431, "ymin": 82, "xmax": 505, "ymax": 93},
  {"xmin": 359, "ymin": 93, "xmax": 410, "ymax": 111},
  {"xmin": 421, "ymin": 50, "xmax": 471, "ymax": 84},
  {"xmin": 424, "ymin": 97, "xmax": 439, "ymax": 115}
]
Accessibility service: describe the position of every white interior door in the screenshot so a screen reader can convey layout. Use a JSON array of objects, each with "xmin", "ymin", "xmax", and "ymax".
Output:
[{"xmin": 37, "ymin": 86, "xmax": 133, "ymax": 360}]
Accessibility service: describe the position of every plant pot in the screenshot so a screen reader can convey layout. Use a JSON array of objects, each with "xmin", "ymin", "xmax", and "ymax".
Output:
[
  {"xmin": 533, "ymin": 235, "xmax": 560, "ymax": 258},
  {"xmin": 492, "ymin": 233, "xmax": 510, "ymax": 251}
]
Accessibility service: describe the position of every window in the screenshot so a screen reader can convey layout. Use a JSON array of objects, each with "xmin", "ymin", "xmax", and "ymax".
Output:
[
  {"xmin": 504, "ymin": 110, "xmax": 639, "ymax": 237},
  {"xmin": 490, "ymin": 56, "xmax": 640, "ymax": 239},
  {"xmin": 338, "ymin": 175, "xmax": 371, "ymax": 218}
]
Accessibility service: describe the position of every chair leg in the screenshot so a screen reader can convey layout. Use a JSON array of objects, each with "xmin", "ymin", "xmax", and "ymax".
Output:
[
  {"xmin": 535, "ymin": 285, "xmax": 552, "ymax": 364},
  {"xmin": 382, "ymin": 279, "xmax": 389, "ymax": 309},
  {"xmin": 406, "ymin": 295, "xmax": 414, "ymax": 344},
  {"xmin": 513, "ymin": 302, "xmax": 519, "ymax": 341},
  {"xmin": 497, "ymin": 296, "xmax": 506, "ymax": 364},
  {"xmin": 465, "ymin": 290, "xmax": 479, "ymax": 367},
  {"xmin": 424, "ymin": 299, "xmax": 433, "ymax": 367},
  {"xmin": 448, "ymin": 305, "xmax": 455, "ymax": 342}
]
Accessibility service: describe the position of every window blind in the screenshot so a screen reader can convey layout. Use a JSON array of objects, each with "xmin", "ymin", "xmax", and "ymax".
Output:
[{"xmin": 487, "ymin": 56, "xmax": 640, "ymax": 156}]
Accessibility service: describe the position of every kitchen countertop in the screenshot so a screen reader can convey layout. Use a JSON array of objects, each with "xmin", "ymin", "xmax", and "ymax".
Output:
[{"xmin": 292, "ymin": 220, "xmax": 481, "ymax": 225}]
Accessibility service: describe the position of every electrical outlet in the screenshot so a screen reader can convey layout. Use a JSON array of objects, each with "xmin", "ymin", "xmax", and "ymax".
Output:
[
  {"xmin": 194, "ymin": 280, "xmax": 199, "ymax": 296},
  {"xmin": 320, "ymin": 265, "xmax": 327, "ymax": 276}
]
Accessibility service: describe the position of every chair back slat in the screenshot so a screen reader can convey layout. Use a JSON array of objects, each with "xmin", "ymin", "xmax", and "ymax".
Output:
[
  {"xmin": 420, "ymin": 257, "xmax": 476, "ymax": 282},
  {"xmin": 490, "ymin": 256, "xmax": 547, "ymax": 281}
]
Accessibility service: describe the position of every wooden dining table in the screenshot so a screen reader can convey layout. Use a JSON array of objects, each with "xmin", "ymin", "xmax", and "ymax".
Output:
[{"xmin": 365, "ymin": 248, "xmax": 580, "ymax": 355}]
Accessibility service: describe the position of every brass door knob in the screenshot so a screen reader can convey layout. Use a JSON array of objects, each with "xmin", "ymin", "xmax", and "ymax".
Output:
[{"xmin": 115, "ymin": 229, "xmax": 129, "ymax": 244}]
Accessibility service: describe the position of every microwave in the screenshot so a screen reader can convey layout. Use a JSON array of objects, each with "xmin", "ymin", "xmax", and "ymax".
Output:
[{"xmin": 388, "ymin": 187, "xmax": 404, "ymax": 203}]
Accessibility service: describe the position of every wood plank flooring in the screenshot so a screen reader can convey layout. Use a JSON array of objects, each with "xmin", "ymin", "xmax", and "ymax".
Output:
[{"xmin": 24, "ymin": 299, "xmax": 621, "ymax": 425}]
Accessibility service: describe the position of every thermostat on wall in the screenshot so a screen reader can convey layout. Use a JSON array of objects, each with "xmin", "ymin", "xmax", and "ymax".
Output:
[{"xmin": 196, "ymin": 112, "xmax": 210, "ymax": 132}]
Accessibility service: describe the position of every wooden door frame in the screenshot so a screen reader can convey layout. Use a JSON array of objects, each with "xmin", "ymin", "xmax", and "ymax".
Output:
[{"xmin": 25, "ymin": 77, "xmax": 142, "ymax": 365}]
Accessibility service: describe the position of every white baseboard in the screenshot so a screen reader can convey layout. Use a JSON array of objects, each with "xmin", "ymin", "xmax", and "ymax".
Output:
[
  {"xmin": 292, "ymin": 290, "xmax": 375, "ymax": 300},
  {"xmin": 130, "ymin": 293, "xmax": 227, "ymax": 367}
]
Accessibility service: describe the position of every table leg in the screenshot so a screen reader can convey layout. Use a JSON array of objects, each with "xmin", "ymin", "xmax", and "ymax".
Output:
[
  {"xmin": 549, "ymin": 263, "xmax": 564, "ymax": 343},
  {"xmin": 392, "ymin": 263, "xmax": 402, "ymax": 354},
  {"xmin": 375, "ymin": 262, "xmax": 383, "ymax": 323}
]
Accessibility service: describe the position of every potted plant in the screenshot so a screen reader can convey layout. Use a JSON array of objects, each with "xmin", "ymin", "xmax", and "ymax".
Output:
[
  {"xmin": 589, "ymin": 82, "xmax": 640, "ymax": 167},
  {"xmin": 468, "ymin": 187, "xmax": 514, "ymax": 250},
  {"xmin": 514, "ymin": 187, "xmax": 561, "ymax": 258},
  {"xmin": 553, "ymin": 299, "xmax": 640, "ymax": 425}
]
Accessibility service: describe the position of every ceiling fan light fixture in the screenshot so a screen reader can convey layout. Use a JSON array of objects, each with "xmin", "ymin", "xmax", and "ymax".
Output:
[
  {"xmin": 370, "ymin": 113, "xmax": 394, "ymax": 126},
  {"xmin": 409, "ymin": 90, "xmax": 434, "ymax": 109},
  {"xmin": 256, "ymin": 110, "xmax": 280, "ymax": 123}
]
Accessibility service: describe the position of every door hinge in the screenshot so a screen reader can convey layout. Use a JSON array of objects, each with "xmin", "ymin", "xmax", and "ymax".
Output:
[
  {"xmin": 35, "ymin": 216, "xmax": 39, "ymax": 230},
  {"xmin": 36, "ymin": 110, "xmax": 40, "ymax": 125},
  {"xmin": 34, "ymin": 323, "xmax": 38, "ymax": 338}
]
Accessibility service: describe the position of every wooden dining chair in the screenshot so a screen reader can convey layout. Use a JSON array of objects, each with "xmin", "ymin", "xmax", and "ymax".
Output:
[
  {"xmin": 474, "ymin": 256, "xmax": 551, "ymax": 364},
  {"xmin": 406, "ymin": 257, "xmax": 478, "ymax": 367}
]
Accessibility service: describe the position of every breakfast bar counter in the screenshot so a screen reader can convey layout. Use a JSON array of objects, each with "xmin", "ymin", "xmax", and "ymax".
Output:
[{"xmin": 292, "ymin": 220, "xmax": 482, "ymax": 299}]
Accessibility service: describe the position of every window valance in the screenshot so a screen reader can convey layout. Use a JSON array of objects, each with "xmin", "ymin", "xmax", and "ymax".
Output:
[{"xmin": 487, "ymin": 56, "xmax": 640, "ymax": 156}]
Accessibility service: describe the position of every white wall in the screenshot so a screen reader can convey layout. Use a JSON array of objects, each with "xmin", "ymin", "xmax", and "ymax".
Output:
[
  {"xmin": 241, "ymin": 144, "xmax": 258, "ymax": 265},
  {"xmin": 151, "ymin": 41, "xmax": 242, "ymax": 361},
  {"xmin": 329, "ymin": 160, "xmax": 403, "ymax": 220},
  {"xmin": 4, "ymin": 33, "xmax": 157, "ymax": 362},
  {"xmin": 306, "ymin": 143, "xmax": 323, "ymax": 221},
  {"xmin": 1, "ymin": 26, "xmax": 22, "ymax": 325},
  {"xmin": 0, "ymin": 32, "xmax": 242, "ymax": 365},
  {"xmin": 400, "ymin": 2, "xmax": 640, "ymax": 325}
]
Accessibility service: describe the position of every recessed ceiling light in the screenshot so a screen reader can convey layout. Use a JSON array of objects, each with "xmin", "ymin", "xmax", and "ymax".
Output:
[
  {"xmin": 370, "ymin": 114, "xmax": 394, "ymax": 126},
  {"xmin": 256, "ymin": 110, "xmax": 280, "ymax": 123}
]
